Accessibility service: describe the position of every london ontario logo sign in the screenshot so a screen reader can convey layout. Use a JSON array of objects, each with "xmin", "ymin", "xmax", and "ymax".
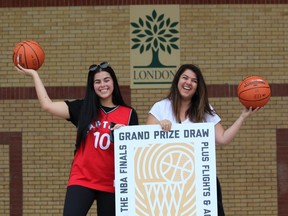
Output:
[{"xmin": 130, "ymin": 6, "xmax": 180, "ymax": 89}]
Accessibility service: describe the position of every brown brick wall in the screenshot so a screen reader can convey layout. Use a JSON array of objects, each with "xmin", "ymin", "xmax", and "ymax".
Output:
[
  {"xmin": 277, "ymin": 129, "xmax": 288, "ymax": 216},
  {"xmin": 1, "ymin": 0, "xmax": 288, "ymax": 7},
  {"xmin": 0, "ymin": 2, "xmax": 287, "ymax": 216},
  {"xmin": 0, "ymin": 132, "xmax": 22, "ymax": 216}
]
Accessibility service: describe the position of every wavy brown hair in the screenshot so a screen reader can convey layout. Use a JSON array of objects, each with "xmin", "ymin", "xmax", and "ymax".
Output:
[{"xmin": 167, "ymin": 64, "xmax": 215, "ymax": 122}]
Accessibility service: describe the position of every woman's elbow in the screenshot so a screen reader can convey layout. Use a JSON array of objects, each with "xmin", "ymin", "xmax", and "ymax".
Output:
[
  {"xmin": 216, "ymin": 141, "xmax": 228, "ymax": 145},
  {"xmin": 215, "ymin": 137, "xmax": 233, "ymax": 145},
  {"xmin": 40, "ymin": 103, "xmax": 54, "ymax": 114}
]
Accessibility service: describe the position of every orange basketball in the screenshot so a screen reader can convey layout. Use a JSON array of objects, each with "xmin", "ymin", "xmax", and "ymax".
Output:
[
  {"xmin": 237, "ymin": 76, "xmax": 271, "ymax": 109},
  {"xmin": 13, "ymin": 40, "xmax": 45, "ymax": 70}
]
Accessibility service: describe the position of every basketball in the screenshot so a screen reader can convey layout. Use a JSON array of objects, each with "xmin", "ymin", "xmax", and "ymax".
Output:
[
  {"xmin": 237, "ymin": 75, "xmax": 271, "ymax": 109},
  {"xmin": 13, "ymin": 40, "xmax": 45, "ymax": 70}
]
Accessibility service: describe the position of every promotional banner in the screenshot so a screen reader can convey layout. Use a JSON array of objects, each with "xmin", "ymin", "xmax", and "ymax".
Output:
[{"xmin": 114, "ymin": 123, "xmax": 217, "ymax": 216}]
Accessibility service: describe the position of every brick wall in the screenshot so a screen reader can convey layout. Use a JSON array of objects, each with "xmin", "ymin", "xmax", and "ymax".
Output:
[{"xmin": 0, "ymin": 1, "xmax": 287, "ymax": 216}]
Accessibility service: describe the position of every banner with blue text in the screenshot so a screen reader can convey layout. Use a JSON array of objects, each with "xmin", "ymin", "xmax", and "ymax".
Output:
[{"xmin": 114, "ymin": 123, "xmax": 217, "ymax": 216}]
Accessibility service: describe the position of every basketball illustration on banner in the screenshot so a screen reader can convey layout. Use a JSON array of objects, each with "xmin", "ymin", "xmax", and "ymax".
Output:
[
  {"xmin": 13, "ymin": 40, "xmax": 45, "ymax": 70},
  {"xmin": 237, "ymin": 75, "xmax": 271, "ymax": 109},
  {"xmin": 134, "ymin": 142, "xmax": 196, "ymax": 215}
]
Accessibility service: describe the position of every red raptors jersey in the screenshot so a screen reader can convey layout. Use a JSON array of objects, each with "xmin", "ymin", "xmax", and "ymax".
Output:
[{"xmin": 67, "ymin": 106, "xmax": 132, "ymax": 193}]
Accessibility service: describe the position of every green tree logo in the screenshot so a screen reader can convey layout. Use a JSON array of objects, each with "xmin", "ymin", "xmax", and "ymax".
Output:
[{"xmin": 131, "ymin": 10, "xmax": 179, "ymax": 68}]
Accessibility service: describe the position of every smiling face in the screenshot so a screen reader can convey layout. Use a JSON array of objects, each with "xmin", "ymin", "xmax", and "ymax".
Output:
[
  {"xmin": 177, "ymin": 69, "xmax": 198, "ymax": 101},
  {"xmin": 93, "ymin": 71, "xmax": 114, "ymax": 105}
]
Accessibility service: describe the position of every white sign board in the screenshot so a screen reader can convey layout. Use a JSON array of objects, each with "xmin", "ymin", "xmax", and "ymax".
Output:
[{"xmin": 114, "ymin": 123, "xmax": 217, "ymax": 216}]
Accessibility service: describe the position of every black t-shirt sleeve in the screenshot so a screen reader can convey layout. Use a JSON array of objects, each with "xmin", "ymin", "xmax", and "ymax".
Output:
[
  {"xmin": 65, "ymin": 100, "xmax": 137, "ymax": 127},
  {"xmin": 65, "ymin": 99, "xmax": 83, "ymax": 127},
  {"xmin": 129, "ymin": 108, "xmax": 139, "ymax": 125}
]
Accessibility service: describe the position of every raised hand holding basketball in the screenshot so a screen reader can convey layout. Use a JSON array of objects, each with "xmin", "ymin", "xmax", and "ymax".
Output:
[
  {"xmin": 13, "ymin": 40, "xmax": 45, "ymax": 70},
  {"xmin": 15, "ymin": 64, "xmax": 38, "ymax": 77},
  {"xmin": 240, "ymin": 106, "xmax": 260, "ymax": 120},
  {"xmin": 237, "ymin": 76, "xmax": 271, "ymax": 109}
]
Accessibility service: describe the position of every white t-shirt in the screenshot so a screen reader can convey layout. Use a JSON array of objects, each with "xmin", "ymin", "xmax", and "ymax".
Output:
[{"xmin": 149, "ymin": 98, "xmax": 221, "ymax": 125}]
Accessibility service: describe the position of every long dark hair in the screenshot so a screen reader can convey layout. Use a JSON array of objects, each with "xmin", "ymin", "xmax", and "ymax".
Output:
[
  {"xmin": 76, "ymin": 63, "xmax": 127, "ymax": 149},
  {"xmin": 167, "ymin": 64, "xmax": 215, "ymax": 122}
]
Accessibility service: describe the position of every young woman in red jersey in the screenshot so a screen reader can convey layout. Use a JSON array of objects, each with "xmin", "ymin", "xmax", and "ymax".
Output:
[{"xmin": 16, "ymin": 62, "xmax": 138, "ymax": 216}]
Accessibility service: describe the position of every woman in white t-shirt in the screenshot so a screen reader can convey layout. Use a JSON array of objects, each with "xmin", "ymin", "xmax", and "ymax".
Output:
[{"xmin": 147, "ymin": 64, "xmax": 259, "ymax": 216}]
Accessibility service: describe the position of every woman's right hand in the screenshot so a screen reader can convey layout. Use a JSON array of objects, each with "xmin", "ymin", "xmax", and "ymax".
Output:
[
  {"xmin": 15, "ymin": 64, "xmax": 38, "ymax": 77},
  {"xmin": 146, "ymin": 114, "xmax": 172, "ymax": 131},
  {"xmin": 159, "ymin": 119, "xmax": 172, "ymax": 131}
]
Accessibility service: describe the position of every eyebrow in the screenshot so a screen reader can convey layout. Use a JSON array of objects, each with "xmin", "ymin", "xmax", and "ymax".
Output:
[
  {"xmin": 182, "ymin": 74, "xmax": 197, "ymax": 79},
  {"xmin": 94, "ymin": 77, "xmax": 112, "ymax": 81}
]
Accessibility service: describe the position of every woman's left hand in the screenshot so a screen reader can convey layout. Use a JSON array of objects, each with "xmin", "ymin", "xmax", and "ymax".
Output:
[
  {"xmin": 240, "ymin": 106, "xmax": 260, "ymax": 119},
  {"xmin": 110, "ymin": 124, "xmax": 125, "ymax": 130}
]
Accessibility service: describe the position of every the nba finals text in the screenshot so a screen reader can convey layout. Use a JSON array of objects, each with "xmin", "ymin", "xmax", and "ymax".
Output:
[{"xmin": 117, "ymin": 144, "xmax": 129, "ymax": 213}]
